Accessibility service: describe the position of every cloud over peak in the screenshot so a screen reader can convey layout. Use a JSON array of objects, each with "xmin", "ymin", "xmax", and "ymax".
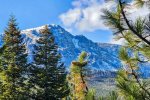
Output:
[
  {"xmin": 59, "ymin": 0, "xmax": 149, "ymax": 44},
  {"xmin": 59, "ymin": 0, "xmax": 149, "ymax": 33},
  {"xmin": 59, "ymin": 0, "xmax": 115, "ymax": 32}
]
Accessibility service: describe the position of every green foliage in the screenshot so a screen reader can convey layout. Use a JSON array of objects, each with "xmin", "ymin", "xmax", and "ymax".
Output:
[
  {"xmin": 102, "ymin": 0, "xmax": 150, "ymax": 45},
  {"xmin": 102, "ymin": 0, "xmax": 150, "ymax": 99},
  {"xmin": 119, "ymin": 47, "xmax": 130, "ymax": 62},
  {"xmin": 68, "ymin": 51, "xmax": 89, "ymax": 100},
  {"xmin": 134, "ymin": 18, "xmax": 145, "ymax": 35},
  {"xmin": 116, "ymin": 70, "xmax": 143, "ymax": 100},
  {"xmin": 101, "ymin": 4, "xmax": 124, "ymax": 34},
  {"xmin": 28, "ymin": 25, "xmax": 69, "ymax": 99},
  {"xmin": 134, "ymin": 0, "xmax": 145, "ymax": 7},
  {"xmin": 85, "ymin": 89, "xmax": 95, "ymax": 100},
  {"xmin": 99, "ymin": 91, "xmax": 118, "ymax": 100},
  {"xmin": 107, "ymin": 91, "xmax": 118, "ymax": 100},
  {"xmin": 116, "ymin": 47, "xmax": 150, "ymax": 100},
  {"xmin": 0, "ymin": 16, "xmax": 29, "ymax": 99}
]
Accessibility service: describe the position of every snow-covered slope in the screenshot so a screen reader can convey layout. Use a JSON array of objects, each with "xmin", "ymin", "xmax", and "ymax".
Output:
[
  {"xmin": 21, "ymin": 25, "xmax": 121, "ymax": 71},
  {"xmin": 0, "ymin": 24, "xmax": 150, "ymax": 77}
]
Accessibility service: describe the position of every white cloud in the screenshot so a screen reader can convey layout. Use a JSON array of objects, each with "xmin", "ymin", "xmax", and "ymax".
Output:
[
  {"xmin": 133, "ymin": 7, "xmax": 149, "ymax": 20},
  {"xmin": 109, "ymin": 36, "xmax": 125, "ymax": 45},
  {"xmin": 59, "ymin": 0, "xmax": 149, "ymax": 44},
  {"xmin": 59, "ymin": 0, "xmax": 149, "ymax": 33},
  {"xmin": 59, "ymin": 0, "xmax": 115, "ymax": 32},
  {"xmin": 59, "ymin": 8, "xmax": 81, "ymax": 27},
  {"xmin": 127, "ymin": 2, "xmax": 149, "ymax": 21},
  {"xmin": 75, "ymin": 4, "xmax": 108, "ymax": 32}
]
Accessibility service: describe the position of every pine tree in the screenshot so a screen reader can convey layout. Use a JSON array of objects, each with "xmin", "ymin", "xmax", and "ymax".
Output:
[
  {"xmin": 115, "ymin": 47, "xmax": 150, "ymax": 100},
  {"xmin": 28, "ymin": 25, "xmax": 69, "ymax": 99},
  {"xmin": 102, "ymin": 0, "xmax": 150, "ymax": 46},
  {"xmin": 0, "ymin": 16, "xmax": 29, "ymax": 99},
  {"xmin": 102, "ymin": 0, "xmax": 150, "ymax": 99},
  {"xmin": 68, "ymin": 51, "xmax": 89, "ymax": 100}
]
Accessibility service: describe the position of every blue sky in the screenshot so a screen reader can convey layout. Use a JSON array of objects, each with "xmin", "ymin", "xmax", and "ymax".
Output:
[{"xmin": 0, "ymin": 0, "xmax": 115, "ymax": 43}]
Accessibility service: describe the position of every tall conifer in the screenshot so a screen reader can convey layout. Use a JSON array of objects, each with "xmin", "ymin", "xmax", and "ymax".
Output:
[
  {"xmin": 68, "ymin": 51, "xmax": 89, "ymax": 100},
  {"xmin": 29, "ymin": 25, "xmax": 69, "ymax": 99},
  {"xmin": 102, "ymin": 0, "xmax": 150, "ymax": 99},
  {"xmin": 0, "ymin": 16, "xmax": 28, "ymax": 99}
]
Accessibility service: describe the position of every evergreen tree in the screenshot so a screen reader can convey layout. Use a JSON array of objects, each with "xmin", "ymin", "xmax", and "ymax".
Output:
[
  {"xmin": 102, "ymin": 0, "xmax": 150, "ymax": 99},
  {"xmin": 115, "ymin": 47, "xmax": 150, "ymax": 100},
  {"xmin": 28, "ymin": 25, "xmax": 69, "ymax": 99},
  {"xmin": 68, "ymin": 51, "xmax": 89, "ymax": 100},
  {"xmin": 102, "ymin": 0, "xmax": 150, "ymax": 46},
  {"xmin": 0, "ymin": 16, "xmax": 29, "ymax": 99}
]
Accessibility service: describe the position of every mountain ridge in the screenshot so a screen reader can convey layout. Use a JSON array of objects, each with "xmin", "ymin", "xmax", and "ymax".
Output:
[
  {"xmin": 21, "ymin": 24, "xmax": 122, "ymax": 71},
  {"xmin": 0, "ymin": 24, "xmax": 150, "ymax": 77}
]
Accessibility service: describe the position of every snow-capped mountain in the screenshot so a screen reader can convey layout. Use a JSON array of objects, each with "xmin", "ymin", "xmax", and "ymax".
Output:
[
  {"xmin": 21, "ymin": 25, "xmax": 121, "ymax": 71},
  {"xmin": 0, "ymin": 24, "xmax": 150, "ymax": 77}
]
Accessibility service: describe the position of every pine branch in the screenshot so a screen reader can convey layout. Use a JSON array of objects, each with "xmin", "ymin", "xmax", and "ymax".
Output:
[
  {"xmin": 118, "ymin": 0, "xmax": 150, "ymax": 46},
  {"xmin": 130, "ymin": 67, "xmax": 150, "ymax": 99}
]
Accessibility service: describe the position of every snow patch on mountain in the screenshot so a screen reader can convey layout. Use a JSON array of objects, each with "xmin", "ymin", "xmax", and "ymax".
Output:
[{"xmin": 72, "ymin": 38, "xmax": 79, "ymax": 48}]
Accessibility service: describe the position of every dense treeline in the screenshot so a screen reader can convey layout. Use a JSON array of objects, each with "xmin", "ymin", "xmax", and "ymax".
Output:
[
  {"xmin": 0, "ymin": 16, "xmax": 69, "ymax": 100},
  {"xmin": 0, "ymin": 16, "xmax": 92, "ymax": 99}
]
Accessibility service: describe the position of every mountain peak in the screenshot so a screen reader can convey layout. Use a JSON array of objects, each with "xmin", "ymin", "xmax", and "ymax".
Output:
[
  {"xmin": 1, "ymin": 24, "xmax": 150, "ymax": 77},
  {"xmin": 18, "ymin": 24, "xmax": 122, "ymax": 71},
  {"xmin": 22, "ymin": 24, "xmax": 60, "ymax": 32}
]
